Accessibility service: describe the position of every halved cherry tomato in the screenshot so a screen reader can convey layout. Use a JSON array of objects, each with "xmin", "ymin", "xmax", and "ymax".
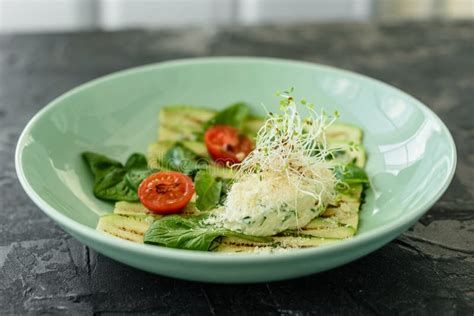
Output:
[
  {"xmin": 138, "ymin": 171, "xmax": 194, "ymax": 214},
  {"xmin": 204, "ymin": 125, "xmax": 253, "ymax": 165}
]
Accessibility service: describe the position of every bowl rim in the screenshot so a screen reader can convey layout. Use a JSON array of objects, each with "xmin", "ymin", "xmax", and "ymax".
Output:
[{"xmin": 15, "ymin": 56, "xmax": 457, "ymax": 263}]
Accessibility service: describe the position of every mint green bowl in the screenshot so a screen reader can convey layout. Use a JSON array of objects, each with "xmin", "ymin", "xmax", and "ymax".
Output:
[{"xmin": 16, "ymin": 57, "xmax": 456, "ymax": 283}]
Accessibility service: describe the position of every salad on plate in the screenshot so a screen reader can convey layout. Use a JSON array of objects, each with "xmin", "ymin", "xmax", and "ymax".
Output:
[{"xmin": 82, "ymin": 89, "xmax": 369, "ymax": 253}]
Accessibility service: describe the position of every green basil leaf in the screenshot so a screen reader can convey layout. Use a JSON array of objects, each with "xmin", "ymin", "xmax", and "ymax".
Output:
[
  {"xmin": 92, "ymin": 167, "xmax": 139, "ymax": 201},
  {"xmin": 219, "ymin": 178, "xmax": 233, "ymax": 205},
  {"xmin": 125, "ymin": 153, "xmax": 148, "ymax": 170},
  {"xmin": 203, "ymin": 102, "xmax": 250, "ymax": 130},
  {"xmin": 333, "ymin": 164, "xmax": 369, "ymax": 185},
  {"xmin": 143, "ymin": 214, "xmax": 271, "ymax": 251},
  {"xmin": 125, "ymin": 168, "xmax": 158, "ymax": 191},
  {"xmin": 82, "ymin": 152, "xmax": 122, "ymax": 177},
  {"xmin": 83, "ymin": 151, "xmax": 152, "ymax": 202},
  {"xmin": 95, "ymin": 179, "xmax": 138, "ymax": 202},
  {"xmin": 144, "ymin": 215, "xmax": 220, "ymax": 251},
  {"xmin": 194, "ymin": 171, "xmax": 223, "ymax": 211},
  {"xmin": 161, "ymin": 143, "xmax": 208, "ymax": 176}
]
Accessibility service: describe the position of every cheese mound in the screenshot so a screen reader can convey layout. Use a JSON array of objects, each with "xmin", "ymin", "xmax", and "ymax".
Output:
[
  {"xmin": 216, "ymin": 91, "xmax": 338, "ymax": 237},
  {"xmin": 220, "ymin": 171, "xmax": 324, "ymax": 236}
]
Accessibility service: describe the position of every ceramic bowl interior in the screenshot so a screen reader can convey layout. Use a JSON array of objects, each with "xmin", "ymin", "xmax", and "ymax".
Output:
[{"xmin": 16, "ymin": 58, "xmax": 456, "ymax": 282}]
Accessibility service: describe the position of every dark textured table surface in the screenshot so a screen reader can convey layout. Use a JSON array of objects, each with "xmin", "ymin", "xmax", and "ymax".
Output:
[{"xmin": 1, "ymin": 22, "xmax": 473, "ymax": 315}]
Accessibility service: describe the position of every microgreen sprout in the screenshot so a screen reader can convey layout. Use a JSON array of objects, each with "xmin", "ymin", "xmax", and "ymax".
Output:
[{"xmin": 232, "ymin": 90, "xmax": 341, "ymax": 209}]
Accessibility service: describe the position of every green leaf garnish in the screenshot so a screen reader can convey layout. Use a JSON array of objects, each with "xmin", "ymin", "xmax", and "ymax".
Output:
[
  {"xmin": 143, "ymin": 214, "xmax": 270, "ymax": 251},
  {"xmin": 194, "ymin": 170, "xmax": 223, "ymax": 211},
  {"xmin": 82, "ymin": 152, "xmax": 156, "ymax": 202},
  {"xmin": 160, "ymin": 143, "xmax": 208, "ymax": 177},
  {"xmin": 203, "ymin": 102, "xmax": 250, "ymax": 130},
  {"xmin": 333, "ymin": 164, "xmax": 369, "ymax": 187}
]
